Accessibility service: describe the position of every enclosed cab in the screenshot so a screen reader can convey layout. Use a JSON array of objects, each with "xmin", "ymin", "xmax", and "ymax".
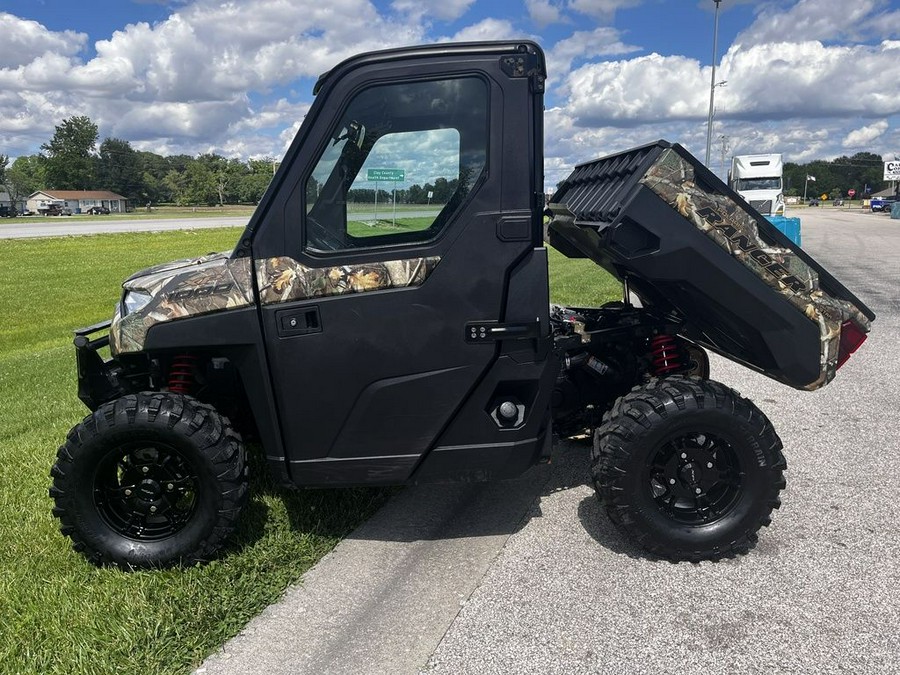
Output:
[{"xmin": 730, "ymin": 154, "xmax": 785, "ymax": 216}]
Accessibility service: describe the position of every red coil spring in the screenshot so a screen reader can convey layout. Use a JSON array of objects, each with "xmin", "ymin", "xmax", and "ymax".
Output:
[
  {"xmin": 168, "ymin": 354, "xmax": 197, "ymax": 394},
  {"xmin": 650, "ymin": 335, "xmax": 684, "ymax": 376}
]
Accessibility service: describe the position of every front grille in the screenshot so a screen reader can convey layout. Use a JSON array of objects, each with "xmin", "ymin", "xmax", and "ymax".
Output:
[{"xmin": 750, "ymin": 199, "xmax": 773, "ymax": 214}]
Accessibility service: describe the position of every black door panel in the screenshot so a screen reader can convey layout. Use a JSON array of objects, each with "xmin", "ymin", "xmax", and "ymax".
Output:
[{"xmin": 251, "ymin": 43, "xmax": 553, "ymax": 485}]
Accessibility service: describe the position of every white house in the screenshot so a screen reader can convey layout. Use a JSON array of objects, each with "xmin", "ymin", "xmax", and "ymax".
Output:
[{"xmin": 26, "ymin": 190, "xmax": 128, "ymax": 214}]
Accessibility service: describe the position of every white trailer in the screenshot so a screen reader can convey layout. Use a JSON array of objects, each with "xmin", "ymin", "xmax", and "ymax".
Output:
[{"xmin": 730, "ymin": 154, "xmax": 785, "ymax": 216}]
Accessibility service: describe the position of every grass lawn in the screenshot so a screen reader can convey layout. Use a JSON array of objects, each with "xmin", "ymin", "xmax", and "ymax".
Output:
[{"xmin": 0, "ymin": 227, "xmax": 618, "ymax": 674}]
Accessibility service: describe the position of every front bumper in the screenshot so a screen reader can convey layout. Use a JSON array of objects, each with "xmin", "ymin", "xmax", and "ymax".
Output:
[{"xmin": 74, "ymin": 320, "xmax": 125, "ymax": 410}]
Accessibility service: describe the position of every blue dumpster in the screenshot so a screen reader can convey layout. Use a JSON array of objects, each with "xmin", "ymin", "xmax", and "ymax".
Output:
[
  {"xmin": 892, "ymin": 202, "xmax": 900, "ymax": 219},
  {"xmin": 765, "ymin": 215, "xmax": 802, "ymax": 246}
]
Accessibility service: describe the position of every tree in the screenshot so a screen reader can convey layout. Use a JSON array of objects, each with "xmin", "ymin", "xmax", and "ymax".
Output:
[
  {"xmin": 41, "ymin": 116, "xmax": 99, "ymax": 189},
  {"xmin": 183, "ymin": 161, "xmax": 217, "ymax": 205},
  {"xmin": 164, "ymin": 169, "xmax": 191, "ymax": 206},
  {"xmin": 136, "ymin": 151, "xmax": 175, "ymax": 203},
  {"xmin": 195, "ymin": 154, "xmax": 246, "ymax": 205},
  {"xmin": 240, "ymin": 159, "xmax": 275, "ymax": 203},
  {"xmin": 5, "ymin": 155, "xmax": 46, "ymax": 210},
  {"xmin": 97, "ymin": 138, "xmax": 142, "ymax": 199}
]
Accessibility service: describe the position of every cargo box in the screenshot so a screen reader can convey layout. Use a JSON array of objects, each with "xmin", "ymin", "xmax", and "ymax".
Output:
[{"xmin": 547, "ymin": 140, "xmax": 874, "ymax": 390}]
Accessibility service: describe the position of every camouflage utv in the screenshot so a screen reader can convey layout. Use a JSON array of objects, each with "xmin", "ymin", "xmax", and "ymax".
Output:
[{"xmin": 50, "ymin": 41, "xmax": 873, "ymax": 568}]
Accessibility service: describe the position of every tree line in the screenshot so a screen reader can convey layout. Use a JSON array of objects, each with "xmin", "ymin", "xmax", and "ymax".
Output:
[
  {"xmin": 1, "ymin": 115, "xmax": 460, "ymax": 209},
  {"xmin": 0, "ymin": 116, "xmax": 278, "ymax": 208},
  {"xmin": 783, "ymin": 152, "xmax": 893, "ymax": 199},
  {"xmin": 8, "ymin": 115, "xmax": 891, "ymax": 209}
]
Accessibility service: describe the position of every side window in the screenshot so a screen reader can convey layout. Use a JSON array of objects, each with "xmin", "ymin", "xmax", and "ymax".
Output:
[{"xmin": 304, "ymin": 77, "xmax": 488, "ymax": 252}]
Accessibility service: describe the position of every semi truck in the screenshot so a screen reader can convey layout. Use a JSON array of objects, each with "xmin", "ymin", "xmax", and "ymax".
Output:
[
  {"xmin": 730, "ymin": 154, "xmax": 785, "ymax": 216},
  {"xmin": 50, "ymin": 41, "xmax": 873, "ymax": 569}
]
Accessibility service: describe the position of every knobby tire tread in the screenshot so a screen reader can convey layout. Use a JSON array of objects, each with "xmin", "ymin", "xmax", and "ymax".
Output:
[{"xmin": 591, "ymin": 376, "xmax": 786, "ymax": 562}]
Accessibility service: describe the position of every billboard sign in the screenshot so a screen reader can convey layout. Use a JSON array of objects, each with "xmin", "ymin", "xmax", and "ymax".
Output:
[{"xmin": 885, "ymin": 161, "xmax": 900, "ymax": 181}]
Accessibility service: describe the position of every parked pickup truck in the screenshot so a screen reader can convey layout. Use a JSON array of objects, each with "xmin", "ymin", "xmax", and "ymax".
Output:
[{"xmin": 870, "ymin": 196, "xmax": 897, "ymax": 212}]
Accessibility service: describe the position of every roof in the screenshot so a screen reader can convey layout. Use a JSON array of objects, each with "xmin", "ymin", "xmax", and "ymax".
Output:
[{"xmin": 31, "ymin": 190, "xmax": 127, "ymax": 200}]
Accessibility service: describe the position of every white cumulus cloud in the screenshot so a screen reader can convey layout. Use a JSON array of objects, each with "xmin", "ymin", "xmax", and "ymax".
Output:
[
  {"xmin": 526, "ymin": 0, "xmax": 566, "ymax": 27},
  {"xmin": 0, "ymin": 13, "xmax": 86, "ymax": 69},
  {"xmin": 392, "ymin": 0, "xmax": 476, "ymax": 22},
  {"xmin": 842, "ymin": 120, "xmax": 890, "ymax": 148},
  {"xmin": 450, "ymin": 19, "xmax": 520, "ymax": 43}
]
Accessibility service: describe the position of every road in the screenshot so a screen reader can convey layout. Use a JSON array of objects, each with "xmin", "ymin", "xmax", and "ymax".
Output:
[
  {"xmin": 198, "ymin": 207, "xmax": 898, "ymax": 674},
  {"xmin": 0, "ymin": 209, "xmax": 441, "ymax": 239},
  {"xmin": 0, "ymin": 216, "xmax": 249, "ymax": 239}
]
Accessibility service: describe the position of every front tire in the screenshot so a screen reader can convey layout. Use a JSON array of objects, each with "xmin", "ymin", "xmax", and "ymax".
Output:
[
  {"xmin": 50, "ymin": 393, "xmax": 248, "ymax": 568},
  {"xmin": 592, "ymin": 377, "xmax": 786, "ymax": 561}
]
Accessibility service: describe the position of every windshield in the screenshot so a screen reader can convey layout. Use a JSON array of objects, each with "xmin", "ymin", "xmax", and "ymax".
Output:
[{"xmin": 735, "ymin": 177, "xmax": 782, "ymax": 191}]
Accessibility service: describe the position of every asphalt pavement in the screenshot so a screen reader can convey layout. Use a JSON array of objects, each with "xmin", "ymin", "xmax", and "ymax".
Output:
[
  {"xmin": 197, "ymin": 207, "xmax": 898, "ymax": 674},
  {"xmin": 0, "ymin": 216, "xmax": 249, "ymax": 239},
  {"xmin": 0, "ymin": 209, "xmax": 440, "ymax": 239}
]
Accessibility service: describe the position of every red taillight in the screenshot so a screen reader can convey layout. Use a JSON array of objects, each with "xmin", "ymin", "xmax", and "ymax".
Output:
[{"xmin": 837, "ymin": 320, "xmax": 867, "ymax": 370}]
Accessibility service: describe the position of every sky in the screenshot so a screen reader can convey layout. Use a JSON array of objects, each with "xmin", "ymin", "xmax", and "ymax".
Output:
[{"xmin": 1, "ymin": 0, "xmax": 899, "ymax": 188}]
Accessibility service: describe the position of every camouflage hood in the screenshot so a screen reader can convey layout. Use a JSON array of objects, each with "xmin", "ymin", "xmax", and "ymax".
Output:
[
  {"xmin": 111, "ymin": 253, "xmax": 254, "ymax": 355},
  {"xmin": 123, "ymin": 251, "xmax": 233, "ymax": 288}
]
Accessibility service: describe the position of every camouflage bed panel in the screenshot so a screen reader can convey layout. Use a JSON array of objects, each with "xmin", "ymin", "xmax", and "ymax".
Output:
[{"xmin": 640, "ymin": 148, "xmax": 871, "ymax": 390}]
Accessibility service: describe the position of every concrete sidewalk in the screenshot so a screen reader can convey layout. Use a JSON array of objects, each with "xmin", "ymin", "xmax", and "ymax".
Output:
[{"xmin": 198, "ymin": 465, "xmax": 551, "ymax": 674}]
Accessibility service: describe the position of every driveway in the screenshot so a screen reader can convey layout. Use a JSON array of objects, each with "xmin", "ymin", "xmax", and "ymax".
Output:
[{"xmin": 200, "ymin": 207, "xmax": 898, "ymax": 674}]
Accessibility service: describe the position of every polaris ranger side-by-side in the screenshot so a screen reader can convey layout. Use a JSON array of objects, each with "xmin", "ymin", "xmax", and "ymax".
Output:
[{"xmin": 50, "ymin": 42, "xmax": 874, "ymax": 568}]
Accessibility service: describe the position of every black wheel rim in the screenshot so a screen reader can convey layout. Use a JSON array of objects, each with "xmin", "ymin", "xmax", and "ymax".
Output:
[
  {"xmin": 93, "ymin": 441, "xmax": 199, "ymax": 541},
  {"xmin": 647, "ymin": 430, "xmax": 743, "ymax": 525}
]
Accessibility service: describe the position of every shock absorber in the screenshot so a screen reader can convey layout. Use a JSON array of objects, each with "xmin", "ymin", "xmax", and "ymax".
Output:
[
  {"xmin": 650, "ymin": 335, "xmax": 684, "ymax": 376},
  {"xmin": 167, "ymin": 354, "xmax": 197, "ymax": 394}
]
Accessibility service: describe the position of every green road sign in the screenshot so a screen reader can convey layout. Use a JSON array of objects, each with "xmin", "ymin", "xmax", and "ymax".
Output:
[{"xmin": 366, "ymin": 168, "xmax": 405, "ymax": 182}]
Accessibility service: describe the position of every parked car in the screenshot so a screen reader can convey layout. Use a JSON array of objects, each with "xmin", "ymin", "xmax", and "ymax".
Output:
[
  {"xmin": 86, "ymin": 206, "xmax": 111, "ymax": 215},
  {"xmin": 39, "ymin": 204, "xmax": 72, "ymax": 216}
]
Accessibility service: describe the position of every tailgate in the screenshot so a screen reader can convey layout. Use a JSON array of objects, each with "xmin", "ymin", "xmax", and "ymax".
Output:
[{"xmin": 547, "ymin": 140, "xmax": 875, "ymax": 390}]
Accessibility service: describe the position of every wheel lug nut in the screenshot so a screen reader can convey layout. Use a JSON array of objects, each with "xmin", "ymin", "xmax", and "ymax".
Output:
[
  {"xmin": 124, "ymin": 489, "xmax": 132, "ymax": 496},
  {"xmin": 681, "ymin": 453, "xmax": 687, "ymax": 459},
  {"xmin": 149, "ymin": 505, "xmax": 157, "ymax": 513},
  {"xmin": 695, "ymin": 488, "xmax": 702, "ymax": 494},
  {"xmin": 707, "ymin": 462, "xmax": 713, "ymax": 469},
  {"xmin": 167, "ymin": 483, "xmax": 174, "ymax": 491},
  {"xmin": 669, "ymin": 478, "xmax": 676, "ymax": 485},
  {"xmin": 142, "ymin": 466, "xmax": 149, "ymax": 474}
]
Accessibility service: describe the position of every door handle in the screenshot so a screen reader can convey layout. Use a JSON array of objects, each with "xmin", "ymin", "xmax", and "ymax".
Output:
[{"xmin": 276, "ymin": 307, "xmax": 322, "ymax": 337}]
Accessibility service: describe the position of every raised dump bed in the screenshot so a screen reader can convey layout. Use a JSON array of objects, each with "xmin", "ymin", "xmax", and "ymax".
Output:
[{"xmin": 547, "ymin": 140, "xmax": 874, "ymax": 391}]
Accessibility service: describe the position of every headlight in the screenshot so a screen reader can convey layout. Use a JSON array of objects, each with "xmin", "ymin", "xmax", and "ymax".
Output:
[{"xmin": 123, "ymin": 289, "xmax": 153, "ymax": 315}]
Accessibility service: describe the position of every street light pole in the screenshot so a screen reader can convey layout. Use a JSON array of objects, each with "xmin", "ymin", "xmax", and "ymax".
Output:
[{"xmin": 705, "ymin": 0, "xmax": 723, "ymax": 167}]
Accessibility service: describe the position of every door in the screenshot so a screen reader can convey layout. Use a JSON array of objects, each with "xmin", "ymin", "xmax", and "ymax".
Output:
[{"xmin": 251, "ymin": 43, "xmax": 556, "ymax": 485}]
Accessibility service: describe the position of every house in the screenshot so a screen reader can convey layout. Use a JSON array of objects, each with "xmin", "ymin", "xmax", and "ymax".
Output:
[
  {"xmin": 26, "ymin": 190, "xmax": 128, "ymax": 214},
  {"xmin": 0, "ymin": 191, "xmax": 27, "ymax": 214}
]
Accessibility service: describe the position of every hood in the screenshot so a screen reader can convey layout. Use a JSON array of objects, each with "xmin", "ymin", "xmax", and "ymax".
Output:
[
  {"xmin": 111, "ymin": 252, "xmax": 254, "ymax": 355},
  {"xmin": 547, "ymin": 140, "xmax": 874, "ymax": 391},
  {"xmin": 123, "ymin": 251, "xmax": 232, "ymax": 288}
]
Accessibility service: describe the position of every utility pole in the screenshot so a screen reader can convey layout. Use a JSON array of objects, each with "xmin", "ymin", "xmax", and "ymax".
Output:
[
  {"xmin": 719, "ymin": 134, "xmax": 729, "ymax": 181},
  {"xmin": 705, "ymin": 0, "xmax": 723, "ymax": 167}
]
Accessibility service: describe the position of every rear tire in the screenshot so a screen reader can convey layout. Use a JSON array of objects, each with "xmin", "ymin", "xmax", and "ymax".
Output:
[
  {"xmin": 50, "ymin": 392, "xmax": 248, "ymax": 568},
  {"xmin": 592, "ymin": 376, "xmax": 786, "ymax": 561}
]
